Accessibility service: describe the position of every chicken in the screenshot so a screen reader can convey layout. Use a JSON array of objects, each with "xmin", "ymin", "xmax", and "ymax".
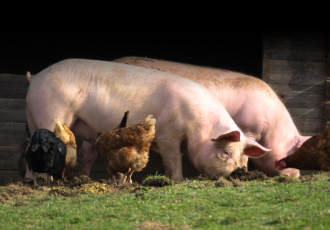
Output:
[
  {"xmin": 53, "ymin": 119, "xmax": 77, "ymax": 177},
  {"xmin": 275, "ymin": 127, "xmax": 330, "ymax": 171},
  {"xmin": 25, "ymin": 129, "xmax": 67, "ymax": 186},
  {"xmin": 95, "ymin": 112, "xmax": 156, "ymax": 184}
]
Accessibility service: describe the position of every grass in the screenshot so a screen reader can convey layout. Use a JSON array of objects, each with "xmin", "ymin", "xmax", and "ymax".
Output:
[
  {"xmin": 142, "ymin": 171, "xmax": 167, "ymax": 184},
  {"xmin": 1, "ymin": 173, "xmax": 330, "ymax": 229}
]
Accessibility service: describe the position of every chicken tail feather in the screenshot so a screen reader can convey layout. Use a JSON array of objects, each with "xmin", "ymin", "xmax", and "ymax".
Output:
[{"xmin": 143, "ymin": 115, "xmax": 156, "ymax": 126}]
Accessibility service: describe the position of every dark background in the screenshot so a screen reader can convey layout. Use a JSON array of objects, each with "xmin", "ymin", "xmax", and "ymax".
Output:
[
  {"xmin": 0, "ymin": 33, "xmax": 263, "ymax": 78},
  {"xmin": 0, "ymin": 33, "xmax": 264, "ymax": 178}
]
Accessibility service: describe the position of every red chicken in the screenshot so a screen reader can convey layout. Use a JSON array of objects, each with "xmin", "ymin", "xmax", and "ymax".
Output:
[
  {"xmin": 53, "ymin": 119, "xmax": 77, "ymax": 177},
  {"xmin": 275, "ymin": 127, "xmax": 330, "ymax": 171},
  {"xmin": 96, "ymin": 112, "xmax": 156, "ymax": 184}
]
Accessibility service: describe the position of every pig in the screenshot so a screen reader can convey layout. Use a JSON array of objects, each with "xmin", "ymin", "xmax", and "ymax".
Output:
[
  {"xmin": 112, "ymin": 57, "xmax": 312, "ymax": 178},
  {"xmin": 25, "ymin": 59, "xmax": 270, "ymax": 182}
]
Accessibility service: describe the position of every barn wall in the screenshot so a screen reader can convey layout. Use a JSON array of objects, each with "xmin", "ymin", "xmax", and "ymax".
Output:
[
  {"xmin": 262, "ymin": 30, "xmax": 327, "ymax": 136},
  {"xmin": 0, "ymin": 74, "xmax": 28, "ymax": 184}
]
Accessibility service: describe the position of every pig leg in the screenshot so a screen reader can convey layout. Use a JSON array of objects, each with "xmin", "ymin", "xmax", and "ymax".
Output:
[
  {"xmin": 79, "ymin": 141, "xmax": 125, "ymax": 181},
  {"xmin": 155, "ymin": 137, "xmax": 183, "ymax": 182},
  {"xmin": 78, "ymin": 141, "xmax": 98, "ymax": 176}
]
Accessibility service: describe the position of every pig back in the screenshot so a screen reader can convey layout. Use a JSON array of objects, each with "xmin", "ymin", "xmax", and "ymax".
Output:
[{"xmin": 27, "ymin": 59, "xmax": 226, "ymax": 134}]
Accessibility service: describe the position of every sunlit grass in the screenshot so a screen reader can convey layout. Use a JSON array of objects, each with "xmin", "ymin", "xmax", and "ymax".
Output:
[{"xmin": 1, "ymin": 173, "xmax": 330, "ymax": 229}]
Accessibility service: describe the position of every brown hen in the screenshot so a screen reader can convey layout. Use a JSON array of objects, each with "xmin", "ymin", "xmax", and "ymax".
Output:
[
  {"xmin": 96, "ymin": 113, "xmax": 156, "ymax": 184},
  {"xmin": 53, "ymin": 119, "xmax": 77, "ymax": 177},
  {"xmin": 275, "ymin": 127, "xmax": 330, "ymax": 171}
]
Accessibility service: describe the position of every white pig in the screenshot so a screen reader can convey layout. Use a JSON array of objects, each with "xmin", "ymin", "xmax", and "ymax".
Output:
[
  {"xmin": 26, "ymin": 59, "xmax": 270, "ymax": 181},
  {"xmin": 113, "ymin": 56, "xmax": 313, "ymax": 177}
]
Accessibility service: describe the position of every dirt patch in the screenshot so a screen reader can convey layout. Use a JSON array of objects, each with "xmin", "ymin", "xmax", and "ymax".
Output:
[
  {"xmin": 48, "ymin": 176, "xmax": 142, "ymax": 197},
  {"xmin": 215, "ymin": 177, "xmax": 232, "ymax": 187},
  {"xmin": 275, "ymin": 176, "xmax": 298, "ymax": 184},
  {"xmin": 0, "ymin": 192, "xmax": 12, "ymax": 204},
  {"xmin": 0, "ymin": 175, "xmax": 144, "ymax": 202},
  {"xmin": 231, "ymin": 178, "xmax": 246, "ymax": 187},
  {"xmin": 193, "ymin": 167, "xmax": 269, "ymax": 182},
  {"xmin": 143, "ymin": 177, "xmax": 174, "ymax": 187},
  {"xmin": 0, "ymin": 183, "xmax": 37, "ymax": 204},
  {"xmin": 193, "ymin": 174, "xmax": 219, "ymax": 181},
  {"xmin": 15, "ymin": 200, "xmax": 29, "ymax": 206},
  {"xmin": 228, "ymin": 167, "xmax": 269, "ymax": 181},
  {"xmin": 137, "ymin": 221, "xmax": 190, "ymax": 230}
]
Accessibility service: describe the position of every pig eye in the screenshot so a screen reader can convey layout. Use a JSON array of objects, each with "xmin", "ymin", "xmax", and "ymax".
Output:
[{"xmin": 224, "ymin": 151, "xmax": 229, "ymax": 155}]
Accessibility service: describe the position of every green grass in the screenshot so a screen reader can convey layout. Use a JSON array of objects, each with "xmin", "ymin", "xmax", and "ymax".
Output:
[
  {"xmin": 1, "ymin": 174, "xmax": 330, "ymax": 229},
  {"xmin": 142, "ymin": 171, "xmax": 167, "ymax": 184}
]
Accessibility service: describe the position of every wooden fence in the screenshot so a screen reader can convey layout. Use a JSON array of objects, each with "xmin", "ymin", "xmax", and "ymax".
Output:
[{"xmin": 263, "ymin": 30, "xmax": 327, "ymax": 136}]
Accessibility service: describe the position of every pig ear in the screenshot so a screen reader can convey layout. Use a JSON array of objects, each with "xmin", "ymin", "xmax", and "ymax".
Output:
[
  {"xmin": 244, "ymin": 138, "xmax": 272, "ymax": 158},
  {"xmin": 211, "ymin": 131, "xmax": 241, "ymax": 142}
]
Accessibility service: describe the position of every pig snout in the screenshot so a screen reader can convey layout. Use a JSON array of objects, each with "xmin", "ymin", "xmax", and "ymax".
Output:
[{"xmin": 195, "ymin": 140, "xmax": 245, "ymax": 178}]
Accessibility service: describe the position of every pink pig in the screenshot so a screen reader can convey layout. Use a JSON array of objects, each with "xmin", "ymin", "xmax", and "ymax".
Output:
[
  {"xmin": 25, "ymin": 59, "xmax": 270, "ymax": 182},
  {"xmin": 113, "ymin": 57, "xmax": 312, "ymax": 178}
]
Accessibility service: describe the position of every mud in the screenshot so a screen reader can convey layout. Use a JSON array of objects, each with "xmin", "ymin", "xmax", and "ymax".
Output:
[
  {"xmin": 193, "ymin": 167, "xmax": 269, "ymax": 182},
  {"xmin": 0, "ymin": 183, "xmax": 37, "ymax": 204},
  {"xmin": 228, "ymin": 167, "xmax": 269, "ymax": 181},
  {"xmin": 214, "ymin": 177, "xmax": 232, "ymax": 187},
  {"xmin": 1, "ymin": 168, "xmax": 323, "ymax": 205},
  {"xmin": 137, "ymin": 221, "xmax": 191, "ymax": 230},
  {"xmin": 142, "ymin": 177, "xmax": 174, "ymax": 187}
]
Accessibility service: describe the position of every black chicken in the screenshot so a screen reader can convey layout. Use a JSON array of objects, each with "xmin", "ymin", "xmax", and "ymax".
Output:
[{"xmin": 25, "ymin": 129, "xmax": 67, "ymax": 186}]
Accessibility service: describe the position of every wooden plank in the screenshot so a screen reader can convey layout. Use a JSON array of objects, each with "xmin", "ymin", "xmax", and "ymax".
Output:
[
  {"xmin": 0, "ymin": 74, "xmax": 29, "ymax": 99},
  {"xmin": 268, "ymin": 83, "xmax": 324, "ymax": 94},
  {"xmin": 0, "ymin": 170, "xmax": 22, "ymax": 185},
  {"xmin": 263, "ymin": 60, "xmax": 326, "ymax": 85},
  {"xmin": 0, "ymin": 146, "xmax": 20, "ymax": 170},
  {"xmin": 325, "ymin": 101, "xmax": 330, "ymax": 121},
  {"xmin": 267, "ymin": 84, "xmax": 325, "ymax": 119},
  {"xmin": 268, "ymin": 84, "xmax": 325, "ymax": 109},
  {"xmin": 279, "ymin": 92, "xmax": 323, "ymax": 108},
  {"xmin": 300, "ymin": 133, "xmax": 320, "ymax": 137},
  {"xmin": 293, "ymin": 117, "xmax": 324, "ymax": 134},
  {"xmin": 263, "ymin": 30, "xmax": 326, "ymax": 62},
  {"xmin": 326, "ymin": 80, "xmax": 330, "ymax": 98},
  {"xmin": 0, "ymin": 99, "xmax": 26, "ymax": 123},
  {"xmin": 0, "ymin": 122, "xmax": 26, "ymax": 146},
  {"xmin": 326, "ymin": 33, "xmax": 330, "ymax": 128},
  {"xmin": 287, "ymin": 107, "xmax": 324, "ymax": 119}
]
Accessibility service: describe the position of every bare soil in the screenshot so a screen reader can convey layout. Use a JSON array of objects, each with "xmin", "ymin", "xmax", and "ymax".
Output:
[
  {"xmin": 0, "ymin": 183, "xmax": 37, "ymax": 204},
  {"xmin": 0, "ymin": 167, "xmax": 312, "ymax": 205},
  {"xmin": 137, "ymin": 221, "xmax": 191, "ymax": 230},
  {"xmin": 228, "ymin": 166, "xmax": 270, "ymax": 181},
  {"xmin": 142, "ymin": 177, "xmax": 174, "ymax": 187}
]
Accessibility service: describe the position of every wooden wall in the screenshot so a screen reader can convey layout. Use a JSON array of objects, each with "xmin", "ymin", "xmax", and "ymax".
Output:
[
  {"xmin": 263, "ymin": 30, "xmax": 327, "ymax": 136},
  {"xmin": 0, "ymin": 74, "xmax": 29, "ymax": 184}
]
